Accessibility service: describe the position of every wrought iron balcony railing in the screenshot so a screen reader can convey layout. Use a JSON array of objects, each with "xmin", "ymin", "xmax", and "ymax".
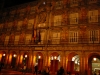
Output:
[{"xmin": 0, "ymin": 38, "xmax": 100, "ymax": 47}]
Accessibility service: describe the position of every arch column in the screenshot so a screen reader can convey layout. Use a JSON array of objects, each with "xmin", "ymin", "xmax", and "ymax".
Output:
[
  {"xmin": 17, "ymin": 51, "xmax": 20, "ymax": 68},
  {"xmin": 28, "ymin": 50, "xmax": 32, "ymax": 69},
  {"xmin": 80, "ymin": 52, "xmax": 85, "ymax": 75},
  {"xmin": 43, "ymin": 52, "xmax": 46, "ymax": 67},
  {"xmin": 62, "ymin": 51, "xmax": 66, "ymax": 69}
]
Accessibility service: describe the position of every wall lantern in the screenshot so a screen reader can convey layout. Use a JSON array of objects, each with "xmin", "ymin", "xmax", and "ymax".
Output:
[{"xmin": 3, "ymin": 53, "xmax": 6, "ymax": 56}]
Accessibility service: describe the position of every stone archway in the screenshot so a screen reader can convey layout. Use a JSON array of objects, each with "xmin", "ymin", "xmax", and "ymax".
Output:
[
  {"xmin": 88, "ymin": 53, "xmax": 100, "ymax": 75},
  {"xmin": 35, "ymin": 52, "xmax": 43, "ymax": 71},
  {"xmin": 67, "ymin": 52, "xmax": 80, "ymax": 74},
  {"xmin": 22, "ymin": 52, "xmax": 29, "ymax": 67},
  {"xmin": 11, "ymin": 51, "xmax": 17, "ymax": 69},
  {"xmin": 1, "ymin": 51, "xmax": 6, "ymax": 68},
  {"xmin": 50, "ymin": 52, "xmax": 59, "ymax": 73}
]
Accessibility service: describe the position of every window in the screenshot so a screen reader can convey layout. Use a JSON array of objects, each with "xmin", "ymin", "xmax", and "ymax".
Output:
[
  {"xmin": 70, "ymin": 13, "xmax": 78, "ymax": 24},
  {"xmin": 89, "ymin": 0, "xmax": 97, "ymax": 4},
  {"xmin": 38, "ymin": 23, "xmax": 46, "ymax": 27},
  {"xmin": 30, "ymin": 7, "xmax": 35, "ymax": 15},
  {"xmin": 14, "ymin": 35, "xmax": 19, "ymax": 45},
  {"xmin": 4, "ymin": 36, "xmax": 9, "ymax": 45},
  {"xmin": 88, "ymin": 10, "xmax": 98, "ymax": 23},
  {"xmin": 69, "ymin": 31, "xmax": 78, "ymax": 43},
  {"xmin": 52, "ymin": 32, "xmax": 60, "ymax": 44},
  {"xmin": 25, "ymin": 34, "xmax": 32, "ymax": 44},
  {"xmin": 17, "ymin": 21, "xmax": 22, "ymax": 30},
  {"xmin": 54, "ymin": 15, "xmax": 62, "ymax": 26},
  {"xmin": 70, "ymin": 0, "xmax": 78, "ymax": 6},
  {"xmin": 7, "ymin": 22, "xmax": 12, "ymax": 31},
  {"xmin": 0, "ymin": 24, "xmax": 3, "ymax": 31},
  {"xmin": 89, "ymin": 30, "xmax": 99, "ymax": 43},
  {"xmin": 55, "ymin": 1, "xmax": 63, "ymax": 9},
  {"xmin": 40, "ymin": 31, "xmax": 46, "ymax": 44},
  {"xmin": 19, "ymin": 8, "xmax": 25, "ymax": 17},
  {"xmin": 28, "ymin": 19, "xmax": 34, "ymax": 29}
]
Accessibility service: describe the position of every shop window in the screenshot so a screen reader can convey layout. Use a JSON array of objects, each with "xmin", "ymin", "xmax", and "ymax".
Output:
[{"xmin": 88, "ymin": 10, "xmax": 98, "ymax": 23}]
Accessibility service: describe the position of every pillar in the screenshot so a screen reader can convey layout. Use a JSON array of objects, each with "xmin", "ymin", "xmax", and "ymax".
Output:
[{"xmin": 80, "ymin": 52, "xmax": 86, "ymax": 75}]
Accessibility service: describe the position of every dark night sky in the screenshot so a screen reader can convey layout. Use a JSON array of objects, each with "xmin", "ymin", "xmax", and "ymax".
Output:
[{"xmin": 4, "ymin": 0, "xmax": 37, "ymax": 8}]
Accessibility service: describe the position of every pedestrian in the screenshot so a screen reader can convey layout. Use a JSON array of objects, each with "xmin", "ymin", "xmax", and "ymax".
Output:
[
  {"xmin": 0, "ymin": 62, "xmax": 2, "ymax": 73},
  {"xmin": 22, "ymin": 64, "xmax": 26, "ymax": 75},
  {"xmin": 34, "ymin": 65, "xmax": 38, "ymax": 75},
  {"xmin": 46, "ymin": 66, "xmax": 50, "ymax": 75},
  {"xmin": 57, "ymin": 66, "xmax": 64, "ymax": 75},
  {"xmin": 41, "ymin": 67, "xmax": 46, "ymax": 75},
  {"xmin": 94, "ymin": 72, "xmax": 96, "ymax": 75}
]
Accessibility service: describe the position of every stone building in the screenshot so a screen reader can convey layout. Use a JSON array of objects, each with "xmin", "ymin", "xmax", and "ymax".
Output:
[{"xmin": 0, "ymin": 0, "xmax": 100, "ymax": 75}]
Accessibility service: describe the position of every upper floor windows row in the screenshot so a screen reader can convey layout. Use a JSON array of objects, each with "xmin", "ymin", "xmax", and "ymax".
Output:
[
  {"xmin": 54, "ymin": 10, "xmax": 98, "ymax": 25},
  {"xmin": 55, "ymin": 0, "xmax": 98, "ymax": 9},
  {"xmin": 0, "ymin": 29, "xmax": 99, "ymax": 45},
  {"xmin": 0, "ymin": 19, "xmax": 34, "ymax": 31}
]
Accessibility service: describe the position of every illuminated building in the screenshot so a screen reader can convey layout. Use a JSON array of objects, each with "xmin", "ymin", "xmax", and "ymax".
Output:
[{"xmin": 0, "ymin": 0, "xmax": 100, "ymax": 75}]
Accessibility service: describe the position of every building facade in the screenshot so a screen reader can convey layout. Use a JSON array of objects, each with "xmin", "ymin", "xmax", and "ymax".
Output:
[{"xmin": 0, "ymin": 0, "xmax": 100, "ymax": 75}]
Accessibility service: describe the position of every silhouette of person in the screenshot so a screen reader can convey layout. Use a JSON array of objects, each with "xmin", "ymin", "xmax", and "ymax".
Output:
[
  {"xmin": 58, "ymin": 66, "xmax": 64, "ymax": 75},
  {"xmin": 34, "ymin": 65, "xmax": 38, "ymax": 75}
]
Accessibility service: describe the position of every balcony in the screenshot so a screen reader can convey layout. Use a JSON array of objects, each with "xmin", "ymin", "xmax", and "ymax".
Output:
[{"xmin": 0, "ymin": 38, "xmax": 100, "ymax": 47}]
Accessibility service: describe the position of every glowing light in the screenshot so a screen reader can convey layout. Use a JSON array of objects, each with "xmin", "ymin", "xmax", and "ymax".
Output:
[
  {"xmin": 43, "ymin": 2, "xmax": 45, "ymax": 4},
  {"xmin": 93, "ymin": 58, "xmax": 96, "ymax": 61},
  {"xmin": 51, "ymin": 56, "xmax": 53, "ymax": 60},
  {"xmin": 3, "ymin": 54, "xmax": 6, "ymax": 56},
  {"xmin": 38, "ymin": 56, "xmax": 41, "ymax": 59},
  {"xmin": 25, "ymin": 55, "xmax": 27, "ymax": 58},
  {"xmin": 75, "ymin": 61, "xmax": 77, "ymax": 64},
  {"xmin": 13, "ymin": 54, "xmax": 16, "ymax": 57},
  {"xmin": 72, "ymin": 57, "xmax": 75, "ymax": 61},
  {"xmin": 54, "ymin": 56, "xmax": 57, "ymax": 59}
]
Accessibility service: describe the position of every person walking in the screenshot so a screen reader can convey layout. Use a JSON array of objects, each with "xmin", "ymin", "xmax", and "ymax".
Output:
[
  {"xmin": 57, "ymin": 66, "xmax": 64, "ymax": 75},
  {"xmin": 34, "ymin": 65, "xmax": 38, "ymax": 75}
]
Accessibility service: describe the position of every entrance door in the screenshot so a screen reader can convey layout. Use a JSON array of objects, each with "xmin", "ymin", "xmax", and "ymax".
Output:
[
  {"xmin": 38, "ymin": 59, "xmax": 43, "ymax": 71},
  {"xmin": 11, "ymin": 57, "xmax": 16, "ymax": 68},
  {"xmin": 50, "ymin": 60, "xmax": 59, "ymax": 73}
]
